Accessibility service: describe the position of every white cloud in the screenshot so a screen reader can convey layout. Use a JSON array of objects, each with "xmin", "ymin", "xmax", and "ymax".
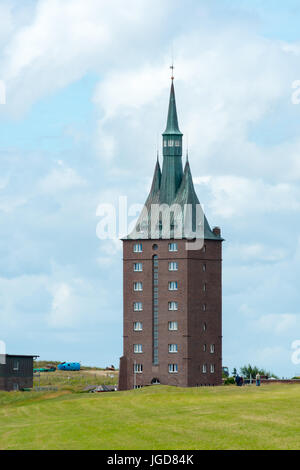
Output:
[
  {"xmin": 38, "ymin": 167, "xmax": 87, "ymax": 193},
  {"xmin": 0, "ymin": 0, "xmax": 168, "ymax": 116},
  {"xmin": 255, "ymin": 313, "xmax": 298, "ymax": 335},
  {"xmin": 48, "ymin": 282, "xmax": 74, "ymax": 328},
  {"xmin": 195, "ymin": 175, "xmax": 300, "ymax": 218}
]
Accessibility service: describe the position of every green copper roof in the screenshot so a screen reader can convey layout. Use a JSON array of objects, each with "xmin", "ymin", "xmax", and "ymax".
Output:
[
  {"xmin": 162, "ymin": 81, "xmax": 183, "ymax": 136},
  {"xmin": 173, "ymin": 160, "xmax": 222, "ymax": 240},
  {"xmin": 144, "ymin": 158, "xmax": 161, "ymax": 207},
  {"xmin": 125, "ymin": 80, "xmax": 222, "ymax": 242}
]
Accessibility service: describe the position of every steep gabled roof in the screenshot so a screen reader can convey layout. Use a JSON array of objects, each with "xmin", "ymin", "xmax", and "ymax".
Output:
[
  {"xmin": 144, "ymin": 158, "xmax": 161, "ymax": 208},
  {"xmin": 173, "ymin": 160, "xmax": 221, "ymax": 240}
]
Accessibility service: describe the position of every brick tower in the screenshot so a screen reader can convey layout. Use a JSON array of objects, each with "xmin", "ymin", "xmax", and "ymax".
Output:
[{"xmin": 118, "ymin": 77, "xmax": 223, "ymax": 390}]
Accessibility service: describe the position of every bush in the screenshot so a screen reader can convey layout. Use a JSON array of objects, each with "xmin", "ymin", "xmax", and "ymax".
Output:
[{"xmin": 224, "ymin": 377, "xmax": 235, "ymax": 385}]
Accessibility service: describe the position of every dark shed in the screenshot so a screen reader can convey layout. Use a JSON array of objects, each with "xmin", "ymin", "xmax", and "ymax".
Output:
[{"xmin": 0, "ymin": 354, "xmax": 38, "ymax": 391}]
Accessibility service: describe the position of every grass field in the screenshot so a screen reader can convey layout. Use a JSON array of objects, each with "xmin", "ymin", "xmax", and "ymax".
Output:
[{"xmin": 0, "ymin": 384, "xmax": 299, "ymax": 450}]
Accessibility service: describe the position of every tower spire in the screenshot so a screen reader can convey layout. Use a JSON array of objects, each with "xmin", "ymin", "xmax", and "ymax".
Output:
[
  {"xmin": 160, "ymin": 75, "xmax": 183, "ymax": 204},
  {"xmin": 163, "ymin": 78, "xmax": 182, "ymax": 136}
]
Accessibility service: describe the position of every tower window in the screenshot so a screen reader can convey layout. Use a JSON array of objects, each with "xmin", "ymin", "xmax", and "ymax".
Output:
[
  {"xmin": 134, "ymin": 363, "xmax": 143, "ymax": 373},
  {"xmin": 168, "ymin": 301, "xmax": 178, "ymax": 311},
  {"xmin": 133, "ymin": 243, "xmax": 143, "ymax": 253},
  {"xmin": 168, "ymin": 364, "xmax": 178, "ymax": 373},
  {"xmin": 168, "ymin": 140, "xmax": 174, "ymax": 147},
  {"xmin": 134, "ymin": 263, "xmax": 143, "ymax": 272},
  {"xmin": 134, "ymin": 344, "xmax": 143, "ymax": 354},
  {"xmin": 134, "ymin": 282, "xmax": 143, "ymax": 291},
  {"xmin": 169, "ymin": 262, "xmax": 178, "ymax": 271},
  {"xmin": 168, "ymin": 243, "xmax": 178, "ymax": 252},
  {"xmin": 168, "ymin": 344, "xmax": 178, "ymax": 353},
  {"xmin": 134, "ymin": 322, "xmax": 143, "ymax": 331},
  {"xmin": 168, "ymin": 321, "xmax": 178, "ymax": 331},
  {"xmin": 175, "ymin": 141, "xmax": 180, "ymax": 147},
  {"xmin": 134, "ymin": 302, "xmax": 143, "ymax": 311},
  {"xmin": 168, "ymin": 281, "xmax": 178, "ymax": 291}
]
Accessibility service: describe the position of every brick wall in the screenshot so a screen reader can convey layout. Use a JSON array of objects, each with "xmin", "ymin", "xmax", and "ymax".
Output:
[{"xmin": 119, "ymin": 237, "xmax": 222, "ymax": 390}]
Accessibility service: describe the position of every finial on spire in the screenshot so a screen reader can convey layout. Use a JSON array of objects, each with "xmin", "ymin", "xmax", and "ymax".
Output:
[{"xmin": 170, "ymin": 63, "xmax": 174, "ymax": 81}]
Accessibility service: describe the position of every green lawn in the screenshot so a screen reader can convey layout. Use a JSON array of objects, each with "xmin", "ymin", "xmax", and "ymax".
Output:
[{"xmin": 0, "ymin": 384, "xmax": 299, "ymax": 450}]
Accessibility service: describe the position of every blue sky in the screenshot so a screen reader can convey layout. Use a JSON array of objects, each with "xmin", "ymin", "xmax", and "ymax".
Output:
[{"xmin": 1, "ymin": 0, "xmax": 300, "ymax": 377}]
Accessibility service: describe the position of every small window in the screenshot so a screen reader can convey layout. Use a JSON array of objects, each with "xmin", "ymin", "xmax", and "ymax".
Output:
[
  {"xmin": 134, "ymin": 344, "xmax": 143, "ymax": 354},
  {"xmin": 202, "ymin": 364, "xmax": 207, "ymax": 374},
  {"xmin": 175, "ymin": 141, "xmax": 180, "ymax": 147},
  {"xmin": 163, "ymin": 141, "xmax": 167, "ymax": 147},
  {"xmin": 168, "ymin": 243, "xmax": 178, "ymax": 252},
  {"xmin": 168, "ymin": 301, "xmax": 178, "ymax": 311},
  {"xmin": 134, "ymin": 263, "xmax": 143, "ymax": 272},
  {"xmin": 168, "ymin": 344, "xmax": 178, "ymax": 353},
  {"xmin": 133, "ymin": 243, "xmax": 143, "ymax": 253},
  {"xmin": 168, "ymin": 281, "xmax": 178, "ymax": 291},
  {"xmin": 168, "ymin": 364, "xmax": 178, "ymax": 373},
  {"xmin": 169, "ymin": 262, "xmax": 178, "ymax": 271},
  {"xmin": 203, "ymin": 263, "xmax": 206, "ymax": 272},
  {"xmin": 210, "ymin": 364, "xmax": 215, "ymax": 373},
  {"xmin": 168, "ymin": 321, "xmax": 178, "ymax": 331},
  {"xmin": 203, "ymin": 322, "xmax": 207, "ymax": 332},
  {"xmin": 133, "ymin": 282, "xmax": 143, "ymax": 291},
  {"xmin": 134, "ymin": 322, "xmax": 143, "ymax": 331},
  {"xmin": 203, "ymin": 303, "xmax": 206, "ymax": 312},
  {"xmin": 203, "ymin": 283, "xmax": 206, "ymax": 292},
  {"xmin": 134, "ymin": 363, "xmax": 143, "ymax": 373},
  {"xmin": 210, "ymin": 344, "xmax": 215, "ymax": 354},
  {"xmin": 13, "ymin": 360, "xmax": 19, "ymax": 371},
  {"xmin": 168, "ymin": 140, "xmax": 174, "ymax": 147},
  {"xmin": 152, "ymin": 244, "xmax": 158, "ymax": 250},
  {"xmin": 134, "ymin": 302, "xmax": 143, "ymax": 311},
  {"xmin": 203, "ymin": 344, "xmax": 207, "ymax": 352}
]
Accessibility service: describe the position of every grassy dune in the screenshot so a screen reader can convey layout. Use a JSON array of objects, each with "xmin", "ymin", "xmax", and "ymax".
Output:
[{"xmin": 0, "ymin": 384, "xmax": 299, "ymax": 450}]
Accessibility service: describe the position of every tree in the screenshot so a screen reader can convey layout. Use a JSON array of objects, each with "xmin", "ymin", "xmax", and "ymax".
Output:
[
  {"xmin": 240, "ymin": 364, "xmax": 278, "ymax": 379},
  {"xmin": 232, "ymin": 368, "xmax": 237, "ymax": 376}
]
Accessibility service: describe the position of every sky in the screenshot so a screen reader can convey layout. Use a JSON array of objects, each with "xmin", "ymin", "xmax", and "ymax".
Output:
[{"xmin": 1, "ymin": 0, "xmax": 300, "ymax": 377}]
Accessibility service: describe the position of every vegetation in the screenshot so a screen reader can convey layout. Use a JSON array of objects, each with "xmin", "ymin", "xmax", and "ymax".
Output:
[
  {"xmin": 240, "ymin": 364, "xmax": 278, "ymax": 379},
  {"xmin": 224, "ymin": 377, "xmax": 235, "ymax": 385},
  {"xmin": 33, "ymin": 368, "xmax": 118, "ymax": 392},
  {"xmin": 0, "ymin": 384, "xmax": 299, "ymax": 450}
]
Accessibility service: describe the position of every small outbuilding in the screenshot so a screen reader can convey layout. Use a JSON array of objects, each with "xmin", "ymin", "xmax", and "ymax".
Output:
[{"xmin": 0, "ymin": 354, "xmax": 38, "ymax": 391}]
